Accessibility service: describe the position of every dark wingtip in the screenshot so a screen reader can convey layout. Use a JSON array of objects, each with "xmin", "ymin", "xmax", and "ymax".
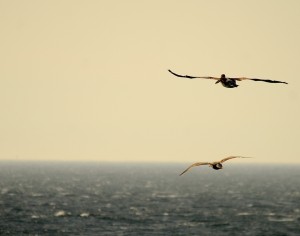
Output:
[{"xmin": 280, "ymin": 81, "xmax": 288, "ymax": 84}]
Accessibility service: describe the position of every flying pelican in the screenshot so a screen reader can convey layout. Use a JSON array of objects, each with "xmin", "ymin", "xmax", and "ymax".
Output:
[
  {"xmin": 179, "ymin": 156, "xmax": 252, "ymax": 176},
  {"xmin": 168, "ymin": 69, "xmax": 288, "ymax": 88}
]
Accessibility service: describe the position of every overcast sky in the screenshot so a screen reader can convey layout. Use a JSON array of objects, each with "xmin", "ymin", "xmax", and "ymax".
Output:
[{"xmin": 1, "ymin": 0, "xmax": 299, "ymax": 163}]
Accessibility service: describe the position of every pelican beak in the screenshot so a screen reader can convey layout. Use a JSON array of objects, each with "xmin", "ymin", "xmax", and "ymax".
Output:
[{"xmin": 215, "ymin": 80, "xmax": 221, "ymax": 84}]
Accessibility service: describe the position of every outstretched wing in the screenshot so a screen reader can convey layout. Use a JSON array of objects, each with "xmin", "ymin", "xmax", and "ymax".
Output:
[
  {"xmin": 219, "ymin": 156, "xmax": 252, "ymax": 163},
  {"xmin": 168, "ymin": 69, "xmax": 218, "ymax": 80},
  {"xmin": 230, "ymin": 77, "xmax": 288, "ymax": 84},
  {"xmin": 179, "ymin": 162, "xmax": 210, "ymax": 176}
]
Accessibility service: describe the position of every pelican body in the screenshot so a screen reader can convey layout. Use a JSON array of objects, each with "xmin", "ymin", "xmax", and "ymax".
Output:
[
  {"xmin": 211, "ymin": 163, "xmax": 223, "ymax": 170},
  {"xmin": 217, "ymin": 74, "xmax": 238, "ymax": 88}
]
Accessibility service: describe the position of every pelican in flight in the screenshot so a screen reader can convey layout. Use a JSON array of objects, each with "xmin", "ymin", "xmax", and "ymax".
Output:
[
  {"xmin": 179, "ymin": 156, "xmax": 252, "ymax": 176},
  {"xmin": 168, "ymin": 69, "xmax": 288, "ymax": 88}
]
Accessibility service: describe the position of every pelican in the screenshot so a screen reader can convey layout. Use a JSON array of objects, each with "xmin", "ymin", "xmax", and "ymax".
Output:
[
  {"xmin": 179, "ymin": 156, "xmax": 252, "ymax": 176},
  {"xmin": 168, "ymin": 69, "xmax": 288, "ymax": 88}
]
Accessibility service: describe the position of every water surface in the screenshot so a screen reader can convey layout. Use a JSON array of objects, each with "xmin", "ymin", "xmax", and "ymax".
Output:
[{"xmin": 0, "ymin": 162, "xmax": 299, "ymax": 235}]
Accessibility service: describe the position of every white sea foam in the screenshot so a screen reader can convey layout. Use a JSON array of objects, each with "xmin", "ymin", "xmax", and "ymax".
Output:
[
  {"xmin": 54, "ymin": 210, "xmax": 67, "ymax": 217},
  {"xmin": 237, "ymin": 212, "xmax": 253, "ymax": 216},
  {"xmin": 268, "ymin": 217, "xmax": 295, "ymax": 222},
  {"xmin": 80, "ymin": 212, "xmax": 90, "ymax": 217},
  {"xmin": 1, "ymin": 188, "xmax": 9, "ymax": 194}
]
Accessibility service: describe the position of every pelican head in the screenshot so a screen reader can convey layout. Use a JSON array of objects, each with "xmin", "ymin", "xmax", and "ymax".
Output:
[{"xmin": 215, "ymin": 74, "xmax": 226, "ymax": 84}]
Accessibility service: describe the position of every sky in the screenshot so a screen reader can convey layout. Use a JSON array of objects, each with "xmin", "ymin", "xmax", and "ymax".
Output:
[{"xmin": 1, "ymin": 0, "xmax": 300, "ymax": 163}]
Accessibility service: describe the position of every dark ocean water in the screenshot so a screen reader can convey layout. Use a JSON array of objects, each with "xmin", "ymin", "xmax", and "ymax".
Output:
[{"xmin": 0, "ymin": 162, "xmax": 299, "ymax": 236}]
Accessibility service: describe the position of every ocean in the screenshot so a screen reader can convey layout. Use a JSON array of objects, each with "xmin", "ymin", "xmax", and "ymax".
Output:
[{"xmin": 0, "ymin": 162, "xmax": 299, "ymax": 235}]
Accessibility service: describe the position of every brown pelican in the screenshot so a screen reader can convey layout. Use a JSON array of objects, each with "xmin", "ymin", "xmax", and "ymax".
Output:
[
  {"xmin": 179, "ymin": 156, "xmax": 252, "ymax": 176},
  {"xmin": 168, "ymin": 69, "xmax": 288, "ymax": 88}
]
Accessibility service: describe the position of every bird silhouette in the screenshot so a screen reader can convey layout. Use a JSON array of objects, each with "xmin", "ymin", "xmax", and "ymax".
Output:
[
  {"xmin": 168, "ymin": 69, "xmax": 288, "ymax": 88},
  {"xmin": 179, "ymin": 156, "xmax": 252, "ymax": 176}
]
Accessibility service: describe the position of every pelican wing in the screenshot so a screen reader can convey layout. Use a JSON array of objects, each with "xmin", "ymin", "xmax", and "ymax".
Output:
[
  {"xmin": 231, "ymin": 77, "xmax": 288, "ymax": 84},
  {"xmin": 219, "ymin": 156, "xmax": 252, "ymax": 163},
  {"xmin": 179, "ymin": 162, "xmax": 210, "ymax": 176},
  {"xmin": 168, "ymin": 70, "xmax": 218, "ymax": 80}
]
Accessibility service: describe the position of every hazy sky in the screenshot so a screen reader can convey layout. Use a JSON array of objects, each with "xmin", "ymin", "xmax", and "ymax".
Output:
[{"xmin": 1, "ymin": 1, "xmax": 300, "ymax": 163}]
